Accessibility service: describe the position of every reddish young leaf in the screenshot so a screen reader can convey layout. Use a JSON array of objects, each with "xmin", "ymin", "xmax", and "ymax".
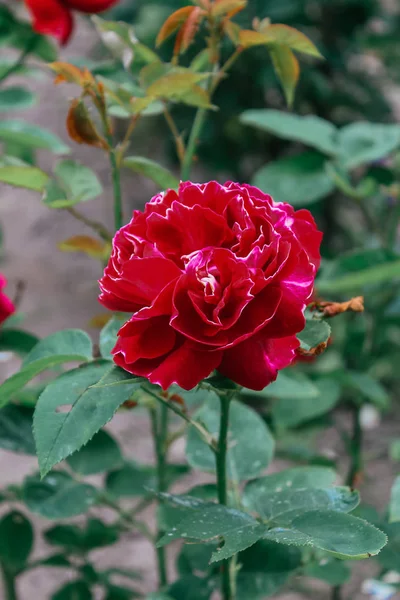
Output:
[
  {"xmin": 58, "ymin": 235, "xmax": 108, "ymax": 259},
  {"xmin": 156, "ymin": 6, "xmax": 195, "ymax": 47},
  {"xmin": 211, "ymin": 0, "xmax": 247, "ymax": 18},
  {"xmin": 66, "ymin": 99, "xmax": 109, "ymax": 150},
  {"xmin": 49, "ymin": 62, "xmax": 96, "ymax": 87},
  {"xmin": 179, "ymin": 6, "xmax": 203, "ymax": 54}
]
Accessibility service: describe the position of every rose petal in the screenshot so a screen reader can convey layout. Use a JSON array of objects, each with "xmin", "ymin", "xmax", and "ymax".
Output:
[
  {"xmin": 25, "ymin": 0, "xmax": 73, "ymax": 44},
  {"xmin": 218, "ymin": 334, "xmax": 299, "ymax": 390}
]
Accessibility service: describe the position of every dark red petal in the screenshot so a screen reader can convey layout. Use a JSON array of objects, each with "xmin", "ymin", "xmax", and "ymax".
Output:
[
  {"xmin": 25, "ymin": 0, "xmax": 73, "ymax": 44},
  {"xmin": 99, "ymin": 256, "xmax": 181, "ymax": 313},
  {"xmin": 218, "ymin": 334, "xmax": 299, "ymax": 390},
  {"xmin": 0, "ymin": 275, "xmax": 15, "ymax": 325},
  {"xmin": 62, "ymin": 0, "xmax": 119, "ymax": 13},
  {"xmin": 113, "ymin": 315, "xmax": 177, "ymax": 363},
  {"xmin": 147, "ymin": 342, "xmax": 223, "ymax": 390},
  {"xmin": 172, "ymin": 281, "xmax": 282, "ymax": 349}
]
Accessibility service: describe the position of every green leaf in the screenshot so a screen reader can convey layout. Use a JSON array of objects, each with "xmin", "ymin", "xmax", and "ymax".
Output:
[
  {"xmin": 377, "ymin": 522, "xmax": 400, "ymax": 571},
  {"xmin": 303, "ymin": 559, "xmax": 351, "ymax": 585},
  {"xmin": 0, "ymin": 329, "xmax": 94, "ymax": 408},
  {"xmin": 23, "ymin": 329, "xmax": 93, "ymax": 366},
  {"xmin": 0, "ymin": 87, "xmax": 36, "ymax": 111},
  {"xmin": 269, "ymin": 45, "xmax": 299, "ymax": 107},
  {"xmin": 243, "ymin": 466, "xmax": 337, "ymax": 491},
  {"xmin": 0, "ymin": 355, "xmax": 92, "ymax": 410},
  {"xmin": 168, "ymin": 576, "xmax": 212, "ymax": 600},
  {"xmin": 0, "ymin": 511, "xmax": 33, "ymax": 570},
  {"xmin": 52, "ymin": 581, "xmax": 92, "ymax": 600},
  {"xmin": 23, "ymin": 472, "xmax": 98, "ymax": 519},
  {"xmin": 158, "ymin": 486, "xmax": 217, "ymax": 532},
  {"xmin": 246, "ymin": 371, "xmax": 319, "ymax": 401},
  {"xmin": 263, "ymin": 24, "xmax": 322, "ymax": 58},
  {"xmin": 389, "ymin": 476, "xmax": 400, "ymax": 523},
  {"xmin": 186, "ymin": 398, "xmax": 274, "ymax": 481},
  {"xmin": 0, "ymin": 120, "xmax": 69, "ymax": 154},
  {"xmin": 67, "ymin": 429, "xmax": 122, "ymax": 475},
  {"xmin": 243, "ymin": 483, "xmax": 359, "ymax": 526},
  {"xmin": 39, "ymin": 554, "xmax": 71, "ymax": 568},
  {"xmin": 43, "ymin": 160, "xmax": 103, "ymax": 208},
  {"xmin": 100, "ymin": 315, "xmax": 125, "ymax": 360},
  {"xmin": 0, "ymin": 165, "xmax": 49, "ymax": 191},
  {"xmin": 240, "ymin": 110, "xmax": 337, "ymax": 156},
  {"xmin": 338, "ymin": 122, "xmax": 400, "ymax": 170},
  {"xmin": 252, "ymin": 151, "xmax": 334, "ymax": 206},
  {"xmin": 158, "ymin": 503, "xmax": 265, "ymax": 562},
  {"xmin": 93, "ymin": 16, "xmax": 159, "ymax": 68},
  {"xmin": 104, "ymin": 584, "xmax": 139, "ymax": 600},
  {"xmin": 0, "ymin": 329, "xmax": 40, "ymax": 355},
  {"xmin": 345, "ymin": 371, "xmax": 390, "ymax": 410},
  {"xmin": 0, "ymin": 405, "xmax": 35, "ymax": 454},
  {"xmin": 34, "ymin": 363, "xmax": 141, "ymax": 476},
  {"xmin": 272, "ymin": 377, "xmax": 340, "ymax": 429},
  {"xmin": 123, "ymin": 156, "xmax": 179, "ymax": 190},
  {"xmin": 317, "ymin": 259, "xmax": 400, "ymax": 294},
  {"xmin": 106, "ymin": 461, "xmax": 156, "ymax": 497},
  {"xmin": 45, "ymin": 518, "xmax": 119, "ymax": 551},
  {"xmin": 265, "ymin": 510, "xmax": 387, "ymax": 559},
  {"xmin": 297, "ymin": 318, "xmax": 331, "ymax": 352},
  {"xmin": 236, "ymin": 540, "xmax": 302, "ymax": 600}
]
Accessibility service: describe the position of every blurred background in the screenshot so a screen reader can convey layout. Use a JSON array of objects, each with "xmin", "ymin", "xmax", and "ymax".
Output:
[{"xmin": 1, "ymin": 0, "xmax": 400, "ymax": 598}]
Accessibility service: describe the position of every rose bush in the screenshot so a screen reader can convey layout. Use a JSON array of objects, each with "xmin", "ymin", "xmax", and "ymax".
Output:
[
  {"xmin": 99, "ymin": 181, "xmax": 322, "ymax": 390},
  {"xmin": 24, "ymin": 0, "xmax": 119, "ymax": 44},
  {"xmin": 0, "ymin": 275, "xmax": 14, "ymax": 326}
]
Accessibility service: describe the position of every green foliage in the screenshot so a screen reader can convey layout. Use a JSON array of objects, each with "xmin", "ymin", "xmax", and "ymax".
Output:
[
  {"xmin": 0, "ymin": 1, "xmax": 398, "ymax": 598},
  {"xmin": 34, "ymin": 363, "xmax": 141, "ymax": 476},
  {"xmin": 0, "ymin": 120, "xmax": 69, "ymax": 154},
  {"xmin": 23, "ymin": 472, "xmax": 98, "ymax": 519},
  {"xmin": 0, "ymin": 511, "xmax": 33, "ymax": 572},
  {"xmin": 186, "ymin": 396, "xmax": 274, "ymax": 481},
  {"xmin": 43, "ymin": 160, "xmax": 103, "ymax": 208},
  {"xmin": 252, "ymin": 151, "xmax": 335, "ymax": 206},
  {"xmin": 123, "ymin": 156, "xmax": 179, "ymax": 189},
  {"xmin": 67, "ymin": 430, "xmax": 123, "ymax": 475},
  {"xmin": 0, "ymin": 166, "xmax": 49, "ymax": 191}
]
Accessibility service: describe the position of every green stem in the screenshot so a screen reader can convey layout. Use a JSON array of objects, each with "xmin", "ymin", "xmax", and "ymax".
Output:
[
  {"xmin": 1, "ymin": 564, "xmax": 17, "ymax": 600},
  {"xmin": 346, "ymin": 404, "xmax": 363, "ymax": 488},
  {"xmin": 66, "ymin": 206, "xmax": 112, "ymax": 242},
  {"xmin": 150, "ymin": 406, "xmax": 169, "ymax": 588},
  {"xmin": 332, "ymin": 585, "xmax": 342, "ymax": 600},
  {"xmin": 141, "ymin": 385, "xmax": 217, "ymax": 451},
  {"xmin": 180, "ymin": 106, "xmax": 207, "ymax": 181},
  {"xmin": 180, "ymin": 50, "xmax": 241, "ymax": 181},
  {"xmin": 216, "ymin": 394, "xmax": 233, "ymax": 600},
  {"xmin": 109, "ymin": 147, "xmax": 123, "ymax": 231},
  {"xmin": 0, "ymin": 38, "xmax": 37, "ymax": 84},
  {"xmin": 386, "ymin": 197, "xmax": 400, "ymax": 250}
]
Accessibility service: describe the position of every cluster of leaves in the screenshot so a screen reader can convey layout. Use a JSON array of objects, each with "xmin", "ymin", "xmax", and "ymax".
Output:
[{"xmin": 111, "ymin": 0, "xmax": 398, "ymax": 176}]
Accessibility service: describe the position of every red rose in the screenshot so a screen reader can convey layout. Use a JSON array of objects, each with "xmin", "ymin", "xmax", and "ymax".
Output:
[
  {"xmin": 25, "ymin": 0, "xmax": 119, "ymax": 45},
  {"xmin": 0, "ymin": 275, "xmax": 15, "ymax": 326},
  {"xmin": 99, "ymin": 182, "xmax": 322, "ymax": 391}
]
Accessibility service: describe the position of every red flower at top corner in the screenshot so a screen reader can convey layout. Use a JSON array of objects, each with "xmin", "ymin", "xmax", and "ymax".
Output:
[
  {"xmin": 0, "ymin": 275, "xmax": 15, "ymax": 327},
  {"xmin": 24, "ymin": 0, "xmax": 120, "ymax": 45},
  {"xmin": 99, "ymin": 181, "xmax": 323, "ymax": 391}
]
